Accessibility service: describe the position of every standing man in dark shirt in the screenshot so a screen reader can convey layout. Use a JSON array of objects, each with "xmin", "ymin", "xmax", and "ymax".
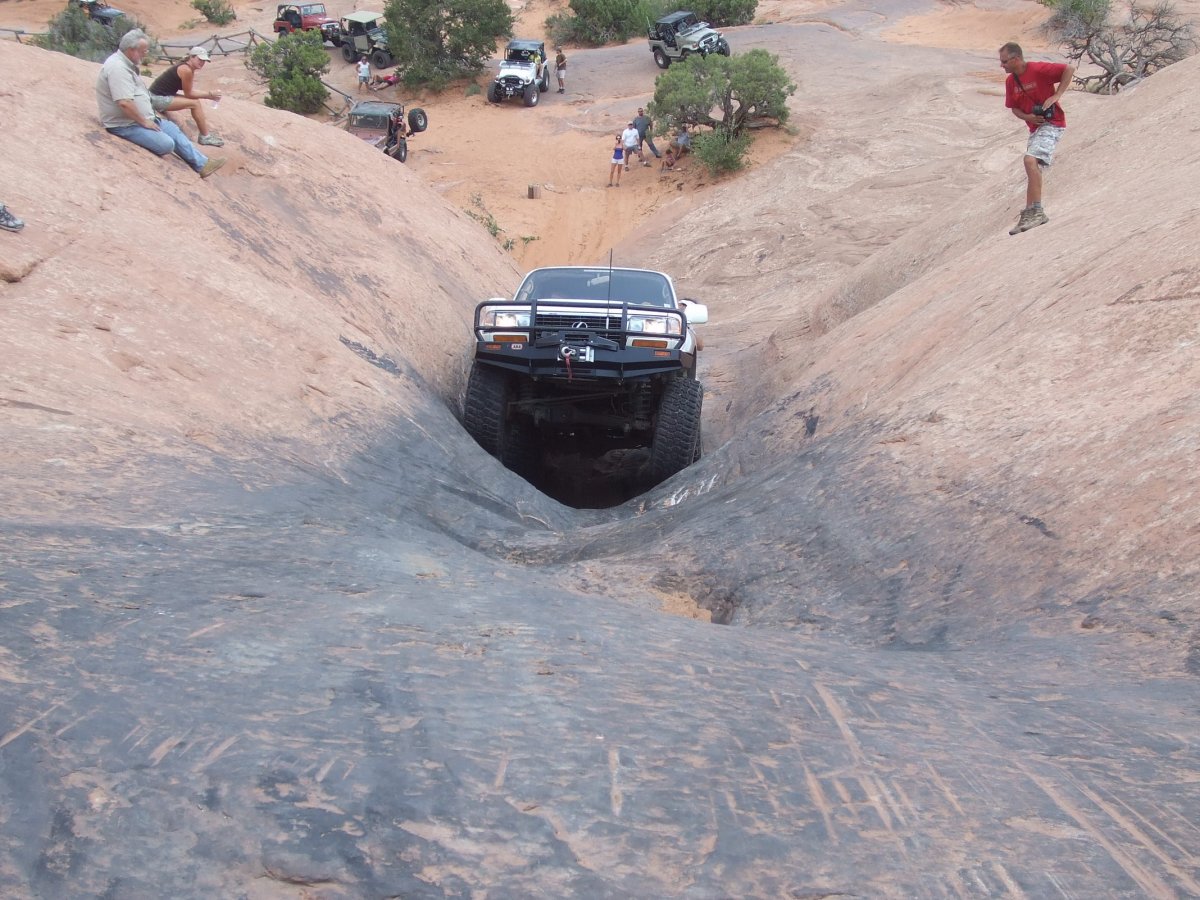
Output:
[
  {"xmin": 149, "ymin": 46, "xmax": 224, "ymax": 147},
  {"xmin": 633, "ymin": 107, "xmax": 660, "ymax": 160},
  {"xmin": 1000, "ymin": 42, "xmax": 1074, "ymax": 234}
]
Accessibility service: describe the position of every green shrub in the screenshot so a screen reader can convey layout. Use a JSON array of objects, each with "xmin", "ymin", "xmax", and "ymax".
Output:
[
  {"xmin": 246, "ymin": 29, "xmax": 330, "ymax": 114},
  {"xmin": 384, "ymin": 0, "xmax": 513, "ymax": 89},
  {"xmin": 191, "ymin": 0, "xmax": 237, "ymax": 26},
  {"xmin": 34, "ymin": 3, "xmax": 151, "ymax": 62},
  {"xmin": 547, "ymin": 0, "xmax": 660, "ymax": 47},
  {"xmin": 692, "ymin": 129, "xmax": 750, "ymax": 175},
  {"xmin": 690, "ymin": 0, "xmax": 757, "ymax": 26}
]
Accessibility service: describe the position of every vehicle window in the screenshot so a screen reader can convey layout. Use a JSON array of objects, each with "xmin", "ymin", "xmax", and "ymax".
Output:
[{"xmin": 518, "ymin": 270, "xmax": 673, "ymax": 306}]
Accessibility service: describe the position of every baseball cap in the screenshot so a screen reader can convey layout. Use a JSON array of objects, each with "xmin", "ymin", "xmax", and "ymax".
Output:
[{"xmin": 189, "ymin": 46, "xmax": 211, "ymax": 61}]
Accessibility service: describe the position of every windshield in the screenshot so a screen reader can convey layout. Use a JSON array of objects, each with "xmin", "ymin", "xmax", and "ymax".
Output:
[
  {"xmin": 677, "ymin": 15, "xmax": 701, "ymax": 32},
  {"xmin": 301, "ymin": 4, "xmax": 326, "ymax": 14},
  {"xmin": 515, "ymin": 268, "xmax": 676, "ymax": 308}
]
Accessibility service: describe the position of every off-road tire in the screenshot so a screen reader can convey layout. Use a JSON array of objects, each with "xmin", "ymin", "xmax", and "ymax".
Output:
[
  {"xmin": 387, "ymin": 138, "xmax": 407, "ymax": 163},
  {"xmin": 464, "ymin": 363, "xmax": 510, "ymax": 458},
  {"xmin": 523, "ymin": 84, "xmax": 539, "ymax": 107},
  {"xmin": 487, "ymin": 82, "xmax": 501, "ymax": 103},
  {"xmin": 464, "ymin": 363, "xmax": 537, "ymax": 477},
  {"xmin": 648, "ymin": 377, "xmax": 703, "ymax": 483},
  {"xmin": 539, "ymin": 70, "xmax": 550, "ymax": 92},
  {"xmin": 717, "ymin": 40, "xmax": 731, "ymax": 56},
  {"xmin": 341, "ymin": 44, "xmax": 356, "ymax": 63},
  {"xmin": 653, "ymin": 48, "xmax": 670, "ymax": 69},
  {"xmin": 408, "ymin": 107, "xmax": 428, "ymax": 133},
  {"xmin": 371, "ymin": 49, "xmax": 392, "ymax": 69}
]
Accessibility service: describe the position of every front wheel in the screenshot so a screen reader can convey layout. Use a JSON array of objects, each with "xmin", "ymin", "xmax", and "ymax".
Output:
[
  {"xmin": 340, "ymin": 44, "xmax": 356, "ymax": 63},
  {"xmin": 718, "ymin": 40, "xmax": 731, "ymax": 56},
  {"xmin": 523, "ymin": 83, "xmax": 539, "ymax": 107},
  {"xmin": 653, "ymin": 48, "xmax": 670, "ymax": 69},
  {"xmin": 386, "ymin": 137, "xmax": 407, "ymax": 163},
  {"xmin": 486, "ymin": 81, "xmax": 501, "ymax": 103},
  {"xmin": 371, "ymin": 49, "xmax": 392, "ymax": 69},
  {"xmin": 648, "ymin": 377, "xmax": 703, "ymax": 484}
]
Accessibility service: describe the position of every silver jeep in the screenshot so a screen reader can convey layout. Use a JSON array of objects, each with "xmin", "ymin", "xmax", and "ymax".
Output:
[{"xmin": 648, "ymin": 11, "xmax": 730, "ymax": 68}]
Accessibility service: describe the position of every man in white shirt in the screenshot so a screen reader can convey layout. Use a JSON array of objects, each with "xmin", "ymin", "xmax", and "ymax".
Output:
[{"xmin": 621, "ymin": 122, "xmax": 643, "ymax": 171}]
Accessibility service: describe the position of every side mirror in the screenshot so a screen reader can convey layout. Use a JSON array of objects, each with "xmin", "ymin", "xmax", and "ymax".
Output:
[{"xmin": 681, "ymin": 302, "xmax": 708, "ymax": 325}]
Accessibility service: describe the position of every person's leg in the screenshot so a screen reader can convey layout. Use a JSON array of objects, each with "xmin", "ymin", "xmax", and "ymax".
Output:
[
  {"xmin": 108, "ymin": 123, "xmax": 176, "ymax": 156},
  {"xmin": 165, "ymin": 97, "xmax": 211, "ymax": 137},
  {"xmin": 1024, "ymin": 154, "xmax": 1042, "ymax": 208},
  {"xmin": 645, "ymin": 135, "xmax": 660, "ymax": 158},
  {"xmin": 157, "ymin": 117, "xmax": 208, "ymax": 172}
]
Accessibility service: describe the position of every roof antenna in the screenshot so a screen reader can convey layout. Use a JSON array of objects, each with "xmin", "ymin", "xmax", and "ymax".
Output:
[{"xmin": 607, "ymin": 248, "xmax": 614, "ymax": 304}]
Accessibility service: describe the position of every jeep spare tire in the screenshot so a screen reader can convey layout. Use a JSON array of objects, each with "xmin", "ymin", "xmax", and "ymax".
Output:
[
  {"xmin": 653, "ymin": 48, "xmax": 670, "ymax": 69},
  {"xmin": 523, "ymin": 83, "xmax": 538, "ymax": 107},
  {"xmin": 407, "ymin": 107, "xmax": 428, "ymax": 133},
  {"xmin": 341, "ymin": 44, "xmax": 356, "ymax": 63}
]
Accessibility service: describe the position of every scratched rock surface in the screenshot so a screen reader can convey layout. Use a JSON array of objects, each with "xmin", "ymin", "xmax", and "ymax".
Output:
[{"xmin": 4, "ymin": 15, "xmax": 1200, "ymax": 900}]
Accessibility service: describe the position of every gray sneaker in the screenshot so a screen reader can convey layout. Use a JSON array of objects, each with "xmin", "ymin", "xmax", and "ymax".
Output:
[
  {"xmin": 0, "ymin": 204, "xmax": 24, "ymax": 233},
  {"xmin": 198, "ymin": 132, "xmax": 225, "ymax": 147},
  {"xmin": 1008, "ymin": 209, "xmax": 1032, "ymax": 235},
  {"xmin": 1020, "ymin": 209, "xmax": 1049, "ymax": 232}
]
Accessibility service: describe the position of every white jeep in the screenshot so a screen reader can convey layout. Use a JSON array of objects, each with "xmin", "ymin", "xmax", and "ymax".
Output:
[{"xmin": 487, "ymin": 39, "xmax": 550, "ymax": 107}]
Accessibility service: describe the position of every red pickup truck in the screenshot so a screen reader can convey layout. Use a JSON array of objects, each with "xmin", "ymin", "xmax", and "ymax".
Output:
[{"xmin": 272, "ymin": 3, "xmax": 341, "ymax": 44}]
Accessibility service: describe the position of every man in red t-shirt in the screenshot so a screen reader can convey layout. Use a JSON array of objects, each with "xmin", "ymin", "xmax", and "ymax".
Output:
[{"xmin": 1000, "ymin": 42, "xmax": 1075, "ymax": 234}]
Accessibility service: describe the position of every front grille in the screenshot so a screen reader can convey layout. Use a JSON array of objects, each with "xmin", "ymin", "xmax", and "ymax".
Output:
[
  {"xmin": 535, "ymin": 312, "xmax": 622, "ymax": 340},
  {"xmin": 501, "ymin": 76, "xmax": 525, "ymax": 87}
]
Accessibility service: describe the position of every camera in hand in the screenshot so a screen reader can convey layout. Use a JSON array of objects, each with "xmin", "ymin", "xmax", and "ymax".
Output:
[{"xmin": 1033, "ymin": 103, "xmax": 1057, "ymax": 120}]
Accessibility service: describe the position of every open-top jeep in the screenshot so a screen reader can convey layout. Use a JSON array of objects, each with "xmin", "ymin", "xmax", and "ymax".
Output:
[
  {"xmin": 345, "ymin": 100, "xmax": 428, "ymax": 163},
  {"xmin": 648, "ymin": 11, "xmax": 730, "ymax": 68},
  {"xmin": 273, "ymin": 3, "xmax": 341, "ymax": 44},
  {"xmin": 464, "ymin": 266, "xmax": 709, "ymax": 484},
  {"xmin": 486, "ymin": 39, "xmax": 550, "ymax": 107},
  {"xmin": 338, "ymin": 11, "xmax": 392, "ymax": 68}
]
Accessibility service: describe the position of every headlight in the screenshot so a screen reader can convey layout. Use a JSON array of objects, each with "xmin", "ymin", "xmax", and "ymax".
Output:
[
  {"xmin": 479, "ymin": 309, "xmax": 530, "ymax": 328},
  {"xmin": 627, "ymin": 314, "xmax": 681, "ymax": 336}
]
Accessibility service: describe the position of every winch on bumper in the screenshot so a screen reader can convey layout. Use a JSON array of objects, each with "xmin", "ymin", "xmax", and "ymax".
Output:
[{"xmin": 473, "ymin": 298, "xmax": 690, "ymax": 381}]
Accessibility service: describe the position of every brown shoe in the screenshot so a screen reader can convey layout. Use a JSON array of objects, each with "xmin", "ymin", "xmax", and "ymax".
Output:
[{"xmin": 200, "ymin": 157, "xmax": 227, "ymax": 179}]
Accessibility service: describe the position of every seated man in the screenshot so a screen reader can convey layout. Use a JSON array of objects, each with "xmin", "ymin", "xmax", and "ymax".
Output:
[
  {"xmin": 148, "ymin": 46, "xmax": 224, "ymax": 146},
  {"xmin": 97, "ymin": 30, "xmax": 225, "ymax": 178},
  {"xmin": 671, "ymin": 127, "xmax": 692, "ymax": 157}
]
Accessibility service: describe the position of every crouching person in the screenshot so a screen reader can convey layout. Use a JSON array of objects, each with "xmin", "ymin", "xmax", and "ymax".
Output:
[{"xmin": 97, "ymin": 30, "xmax": 226, "ymax": 179}]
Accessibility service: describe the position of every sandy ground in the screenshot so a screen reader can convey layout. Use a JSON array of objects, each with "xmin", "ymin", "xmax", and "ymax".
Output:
[{"xmin": 0, "ymin": 0, "xmax": 1053, "ymax": 270}]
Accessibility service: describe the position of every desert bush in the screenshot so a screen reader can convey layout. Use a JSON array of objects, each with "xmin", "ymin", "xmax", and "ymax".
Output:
[
  {"xmin": 652, "ymin": 49, "xmax": 794, "ymax": 133},
  {"xmin": 692, "ymin": 129, "xmax": 751, "ymax": 175},
  {"xmin": 246, "ymin": 29, "xmax": 329, "ymax": 114},
  {"xmin": 384, "ymin": 0, "xmax": 513, "ymax": 89},
  {"xmin": 35, "ymin": 3, "xmax": 150, "ymax": 62},
  {"xmin": 1043, "ymin": 0, "xmax": 1198, "ymax": 92},
  {"xmin": 547, "ymin": 0, "xmax": 659, "ymax": 48},
  {"xmin": 689, "ymin": 0, "xmax": 757, "ymax": 27},
  {"xmin": 191, "ymin": 0, "xmax": 236, "ymax": 26}
]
